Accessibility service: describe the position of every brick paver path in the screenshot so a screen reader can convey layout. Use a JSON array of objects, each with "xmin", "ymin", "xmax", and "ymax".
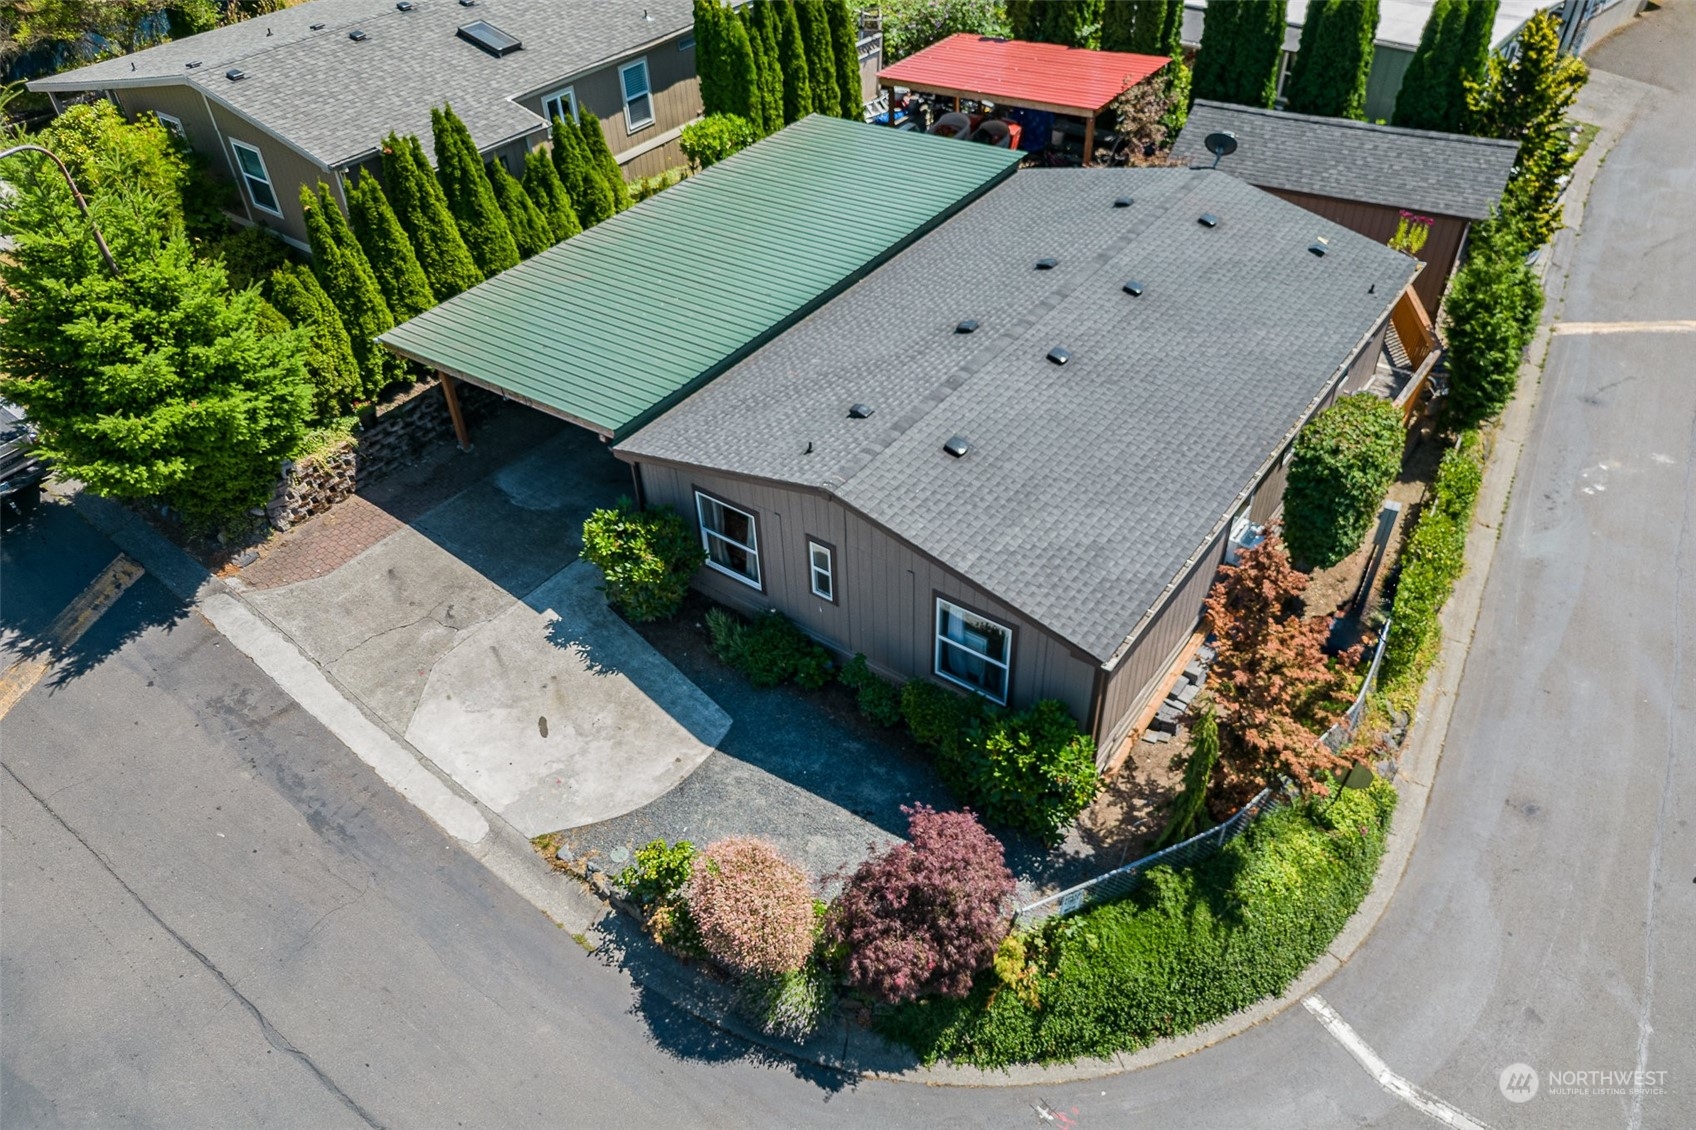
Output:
[{"xmin": 238, "ymin": 496, "xmax": 403, "ymax": 590}]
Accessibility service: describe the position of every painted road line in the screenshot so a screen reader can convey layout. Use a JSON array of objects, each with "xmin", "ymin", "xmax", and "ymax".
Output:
[
  {"xmin": 0, "ymin": 554, "xmax": 145, "ymax": 721},
  {"xmin": 1552, "ymin": 319, "xmax": 1696, "ymax": 335},
  {"xmin": 1303, "ymin": 994, "xmax": 1497, "ymax": 1130},
  {"xmin": 199, "ymin": 592, "xmax": 490, "ymax": 846}
]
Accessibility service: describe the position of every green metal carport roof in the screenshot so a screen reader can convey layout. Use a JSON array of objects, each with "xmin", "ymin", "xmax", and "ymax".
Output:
[{"xmin": 379, "ymin": 115, "xmax": 1022, "ymax": 439}]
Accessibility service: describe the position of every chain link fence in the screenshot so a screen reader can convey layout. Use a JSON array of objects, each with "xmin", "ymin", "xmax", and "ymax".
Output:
[{"xmin": 1011, "ymin": 785, "xmax": 1282, "ymax": 930}]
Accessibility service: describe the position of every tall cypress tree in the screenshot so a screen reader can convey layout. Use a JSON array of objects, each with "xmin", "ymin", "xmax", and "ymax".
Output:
[
  {"xmin": 1103, "ymin": 0, "xmax": 1176, "ymax": 53},
  {"xmin": 1191, "ymin": 0, "xmax": 1287, "ymax": 109},
  {"xmin": 744, "ymin": 4, "xmax": 785, "ymax": 134},
  {"xmin": 795, "ymin": 0, "xmax": 841, "ymax": 115},
  {"xmin": 345, "ymin": 169, "xmax": 435, "ymax": 321},
  {"xmin": 268, "ymin": 262, "xmax": 362, "ymax": 417},
  {"xmin": 693, "ymin": 0, "xmax": 724, "ymax": 115},
  {"xmin": 1392, "ymin": 0, "xmax": 1497, "ymax": 131},
  {"xmin": 576, "ymin": 110, "xmax": 633, "ymax": 214},
  {"xmin": 1012, "ymin": 0, "xmax": 1102, "ymax": 48},
  {"xmin": 551, "ymin": 113, "xmax": 615, "ymax": 227},
  {"xmin": 715, "ymin": 4, "xmax": 764, "ymax": 126},
  {"xmin": 825, "ymin": 0, "xmax": 863, "ymax": 119},
  {"xmin": 1284, "ymin": 0, "xmax": 1379, "ymax": 119},
  {"xmin": 774, "ymin": 0, "xmax": 814, "ymax": 122},
  {"xmin": 301, "ymin": 183, "xmax": 395, "ymax": 396},
  {"xmin": 431, "ymin": 103, "xmax": 520, "ymax": 277},
  {"xmin": 487, "ymin": 158, "xmax": 554, "ymax": 258},
  {"xmin": 522, "ymin": 149, "xmax": 582, "ymax": 243},
  {"xmin": 380, "ymin": 133, "xmax": 481, "ymax": 302}
]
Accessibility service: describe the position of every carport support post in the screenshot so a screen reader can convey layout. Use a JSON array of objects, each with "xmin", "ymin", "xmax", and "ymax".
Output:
[
  {"xmin": 1082, "ymin": 115, "xmax": 1095, "ymax": 167},
  {"xmin": 439, "ymin": 372, "xmax": 472, "ymax": 452}
]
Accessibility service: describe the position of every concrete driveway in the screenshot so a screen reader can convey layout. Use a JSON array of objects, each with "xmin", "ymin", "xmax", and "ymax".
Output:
[{"xmin": 240, "ymin": 424, "xmax": 730, "ymax": 836}]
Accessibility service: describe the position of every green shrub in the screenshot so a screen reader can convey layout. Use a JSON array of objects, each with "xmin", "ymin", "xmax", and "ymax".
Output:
[
  {"xmin": 900, "ymin": 679, "xmax": 987, "ymax": 752},
  {"xmin": 580, "ymin": 499, "xmax": 704, "ymax": 622},
  {"xmin": 939, "ymin": 699, "xmax": 1100, "ymax": 843},
  {"xmin": 706, "ymin": 608, "xmax": 834, "ymax": 688},
  {"xmin": 736, "ymin": 960, "xmax": 835, "ymax": 1041},
  {"xmin": 1282, "ymin": 393, "xmax": 1406, "ymax": 569},
  {"xmin": 1380, "ymin": 432, "xmax": 1484, "ymax": 690},
  {"xmin": 206, "ymin": 223, "xmax": 293, "ymax": 291},
  {"xmin": 617, "ymin": 839, "xmax": 697, "ymax": 907},
  {"xmin": 680, "ymin": 113, "xmax": 760, "ymax": 170},
  {"xmin": 839, "ymin": 654, "xmax": 904, "ymax": 726},
  {"xmin": 879, "ymin": 779, "xmax": 1398, "ymax": 1067},
  {"xmin": 1444, "ymin": 219, "xmax": 1541, "ymax": 427}
]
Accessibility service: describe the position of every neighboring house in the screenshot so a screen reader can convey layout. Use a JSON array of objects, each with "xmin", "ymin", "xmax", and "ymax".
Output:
[
  {"xmin": 1180, "ymin": 0, "xmax": 1642, "ymax": 122},
  {"xmin": 28, "ymin": 0, "xmax": 700, "ymax": 249},
  {"xmin": 382, "ymin": 116, "xmax": 1418, "ymax": 760},
  {"xmin": 1171, "ymin": 100, "xmax": 1519, "ymax": 317}
]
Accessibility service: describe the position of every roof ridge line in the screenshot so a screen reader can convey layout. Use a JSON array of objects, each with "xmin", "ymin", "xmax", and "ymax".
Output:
[{"xmin": 1189, "ymin": 99, "xmax": 1519, "ymax": 149}]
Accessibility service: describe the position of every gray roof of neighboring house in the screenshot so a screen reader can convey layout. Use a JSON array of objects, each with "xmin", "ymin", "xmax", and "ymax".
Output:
[
  {"xmin": 618, "ymin": 168, "xmax": 1416, "ymax": 664},
  {"xmin": 1172, "ymin": 101, "xmax": 1521, "ymax": 221},
  {"xmin": 29, "ymin": 0, "xmax": 691, "ymax": 167}
]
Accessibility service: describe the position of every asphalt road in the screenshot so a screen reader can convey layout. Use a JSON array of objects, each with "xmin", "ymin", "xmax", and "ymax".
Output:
[{"xmin": 4, "ymin": 7, "xmax": 1693, "ymax": 1127}]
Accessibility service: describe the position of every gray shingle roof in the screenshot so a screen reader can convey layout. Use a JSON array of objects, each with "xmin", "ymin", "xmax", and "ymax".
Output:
[
  {"xmin": 30, "ymin": 0, "xmax": 691, "ymax": 167},
  {"xmin": 1171, "ymin": 101, "xmax": 1520, "ymax": 221},
  {"xmin": 618, "ymin": 168, "xmax": 1417, "ymax": 663}
]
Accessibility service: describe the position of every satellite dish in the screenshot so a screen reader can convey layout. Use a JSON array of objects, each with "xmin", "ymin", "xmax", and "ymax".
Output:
[{"xmin": 1204, "ymin": 130, "xmax": 1238, "ymax": 169}]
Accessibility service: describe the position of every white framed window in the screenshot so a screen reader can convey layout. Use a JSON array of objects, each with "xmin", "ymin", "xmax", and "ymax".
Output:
[
  {"xmin": 541, "ymin": 85, "xmax": 577, "ymax": 126},
  {"xmin": 619, "ymin": 58, "xmax": 654, "ymax": 132},
  {"xmin": 808, "ymin": 539, "xmax": 835, "ymax": 602},
  {"xmin": 229, "ymin": 139, "xmax": 281, "ymax": 216},
  {"xmin": 153, "ymin": 111, "xmax": 186, "ymax": 139},
  {"xmin": 696, "ymin": 490, "xmax": 761, "ymax": 589},
  {"xmin": 934, "ymin": 597, "xmax": 1011, "ymax": 705}
]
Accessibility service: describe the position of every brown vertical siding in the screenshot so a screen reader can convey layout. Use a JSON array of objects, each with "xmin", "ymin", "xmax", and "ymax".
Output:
[
  {"xmin": 1263, "ymin": 189, "xmax": 1468, "ymax": 317},
  {"xmin": 630, "ymin": 460, "xmax": 1099, "ymax": 724},
  {"xmin": 201, "ymin": 98, "xmax": 331, "ymax": 245}
]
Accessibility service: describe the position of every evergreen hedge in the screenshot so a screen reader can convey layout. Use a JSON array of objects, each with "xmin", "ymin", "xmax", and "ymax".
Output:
[
  {"xmin": 267, "ymin": 262, "xmax": 362, "ymax": 418},
  {"xmin": 825, "ymin": 0, "xmax": 863, "ymax": 119},
  {"xmin": 795, "ymin": 0, "xmax": 842, "ymax": 117},
  {"xmin": 551, "ymin": 113, "xmax": 615, "ymax": 228},
  {"xmin": 487, "ymin": 157, "xmax": 554, "ymax": 258},
  {"xmin": 774, "ymin": 0, "xmax": 815, "ymax": 122},
  {"xmin": 576, "ymin": 110, "xmax": 633, "ymax": 213},
  {"xmin": 431, "ymin": 104, "xmax": 520, "ymax": 276},
  {"xmin": 1190, "ymin": 0, "xmax": 1287, "ymax": 109},
  {"xmin": 1392, "ymin": 0, "xmax": 1497, "ymax": 132},
  {"xmin": 1284, "ymin": 0, "xmax": 1378, "ymax": 120},
  {"xmin": 1380, "ymin": 432, "xmax": 1484, "ymax": 690},
  {"xmin": 1008, "ymin": 0, "xmax": 1102, "ymax": 48},
  {"xmin": 1443, "ymin": 220, "xmax": 1542, "ymax": 427},
  {"xmin": 380, "ymin": 133, "xmax": 482, "ymax": 302},
  {"xmin": 301, "ymin": 183, "xmax": 396, "ymax": 396},
  {"xmin": 521, "ymin": 149, "xmax": 582, "ymax": 243},
  {"xmin": 744, "ymin": 4, "xmax": 786, "ymax": 134},
  {"xmin": 881, "ymin": 779, "xmax": 1398, "ymax": 1067},
  {"xmin": 1101, "ymin": 0, "xmax": 1183, "ymax": 55},
  {"xmin": 1282, "ymin": 392, "xmax": 1405, "ymax": 569},
  {"xmin": 345, "ymin": 169, "xmax": 436, "ymax": 321}
]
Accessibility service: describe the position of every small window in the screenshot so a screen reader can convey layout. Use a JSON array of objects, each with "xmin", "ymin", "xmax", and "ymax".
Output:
[
  {"xmin": 542, "ymin": 85, "xmax": 577, "ymax": 126},
  {"xmin": 230, "ymin": 140, "xmax": 281, "ymax": 216},
  {"xmin": 678, "ymin": 33, "xmax": 695, "ymax": 51},
  {"xmin": 696, "ymin": 491, "xmax": 760, "ymax": 588},
  {"xmin": 808, "ymin": 540, "xmax": 835, "ymax": 602},
  {"xmin": 934, "ymin": 598, "xmax": 1010, "ymax": 704},
  {"xmin": 153, "ymin": 111, "xmax": 186, "ymax": 139},
  {"xmin": 620, "ymin": 58, "xmax": 654, "ymax": 132}
]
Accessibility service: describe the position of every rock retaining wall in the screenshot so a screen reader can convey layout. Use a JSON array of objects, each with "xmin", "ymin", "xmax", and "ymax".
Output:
[{"xmin": 266, "ymin": 379, "xmax": 499, "ymax": 531}]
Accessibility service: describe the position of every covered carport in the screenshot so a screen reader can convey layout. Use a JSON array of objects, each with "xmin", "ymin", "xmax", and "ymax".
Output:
[
  {"xmin": 378, "ymin": 114, "xmax": 1023, "ymax": 456},
  {"xmin": 875, "ymin": 34, "xmax": 1169, "ymax": 164}
]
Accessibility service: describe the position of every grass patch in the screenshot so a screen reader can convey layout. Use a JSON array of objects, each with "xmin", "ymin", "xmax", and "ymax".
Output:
[
  {"xmin": 1569, "ymin": 120, "xmax": 1601, "ymax": 164},
  {"xmin": 289, "ymin": 413, "xmax": 359, "ymax": 463},
  {"xmin": 877, "ymin": 780, "xmax": 1397, "ymax": 1067}
]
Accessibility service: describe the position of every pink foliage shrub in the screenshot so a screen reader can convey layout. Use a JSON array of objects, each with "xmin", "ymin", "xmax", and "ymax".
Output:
[
  {"xmin": 685, "ymin": 837, "xmax": 815, "ymax": 977},
  {"xmin": 827, "ymin": 805, "xmax": 1016, "ymax": 1004}
]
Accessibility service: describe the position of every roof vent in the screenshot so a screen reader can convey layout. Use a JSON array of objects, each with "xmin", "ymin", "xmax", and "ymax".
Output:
[
  {"xmin": 396, "ymin": 0, "xmax": 414, "ymax": 9},
  {"xmin": 459, "ymin": 0, "xmax": 478, "ymax": 6},
  {"xmin": 458, "ymin": 19, "xmax": 522, "ymax": 56},
  {"xmin": 185, "ymin": 59, "xmax": 202, "ymax": 68},
  {"xmin": 309, "ymin": 21, "xmax": 326, "ymax": 29},
  {"xmin": 1198, "ymin": 213, "xmax": 1219, "ymax": 228},
  {"xmin": 848, "ymin": 403, "xmax": 874, "ymax": 419},
  {"xmin": 944, "ymin": 435, "xmax": 971, "ymax": 458},
  {"xmin": 1047, "ymin": 347, "xmax": 1071, "ymax": 365},
  {"xmin": 1122, "ymin": 280, "xmax": 1144, "ymax": 297},
  {"xmin": 1113, "ymin": 196, "xmax": 1134, "ymax": 208},
  {"xmin": 1308, "ymin": 238, "xmax": 1330, "ymax": 257},
  {"xmin": 955, "ymin": 319, "xmax": 980, "ymax": 334},
  {"xmin": 225, "ymin": 68, "xmax": 246, "ymax": 80},
  {"xmin": 348, "ymin": 29, "xmax": 368, "ymax": 41},
  {"xmin": 1035, "ymin": 257, "xmax": 1058, "ymax": 270}
]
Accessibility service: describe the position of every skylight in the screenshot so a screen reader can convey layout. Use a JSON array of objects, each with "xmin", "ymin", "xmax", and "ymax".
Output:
[{"xmin": 458, "ymin": 19, "xmax": 521, "ymax": 55}]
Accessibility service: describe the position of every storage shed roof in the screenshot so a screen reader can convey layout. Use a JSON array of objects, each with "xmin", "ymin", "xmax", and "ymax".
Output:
[
  {"xmin": 379, "ymin": 115, "xmax": 1022, "ymax": 437},
  {"xmin": 876, "ymin": 34, "xmax": 1168, "ymax": 116}
]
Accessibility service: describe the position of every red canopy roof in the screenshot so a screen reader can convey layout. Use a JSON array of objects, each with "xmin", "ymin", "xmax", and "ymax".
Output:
[{"xmin": 876, "ymin": 35, "xmax": 1169, "ymax": 117}]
